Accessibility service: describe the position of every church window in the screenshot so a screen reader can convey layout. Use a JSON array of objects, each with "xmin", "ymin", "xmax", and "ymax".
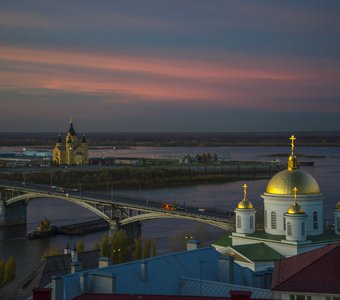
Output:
[
  {"xmin": 250, "ymin": 216, "xmax": 253, "ymax": 229},
  {"xmin": 313, "ymin": 212, "xmax": 318, "ymax": 229},
  {"xmin": 284, "ymin": 217, "xmax": 286, "ymax": 230},
  {"xmin": 271, "ymin": 211, "xmax": 276, "ymax": 229},
  {"xmin": 237, "ymin": 216, "xmax": 241, "ymax": 228},
  {"xmin": 301, "ymin": 222, "xmax": 305, "ymax": 236},
  {"xmin": 287, "ymin": 222, "xmax": 292, "ymax": 236},
  {"xmin": 264, "ymin": 210, "xmax": 267, "ymax": 227}
]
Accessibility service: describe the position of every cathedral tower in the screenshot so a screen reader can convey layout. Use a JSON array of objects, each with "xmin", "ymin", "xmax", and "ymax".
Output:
[{"xmin": 52, "ymin": 119, "xmax": 89, "ymax": 165}]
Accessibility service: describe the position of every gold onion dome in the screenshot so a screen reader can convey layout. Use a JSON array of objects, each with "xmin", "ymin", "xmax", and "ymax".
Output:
[
  {"xmin": 287, "ymin": 187, "xmax": 305, "ymax": 214},
  {"xmin": 237, "ymin": 184, "xmax": 254, "ymax": 209},
  {"xmin": 336, "ymin": 202, "xmax": 340, "ymax": 210},
  {"xmin": 287, "ymin": 202, "xmax": 305, "ymax": 214},
  {"xmin": 266, "ymin": 135, "xmax": 320, "ymax": 195}
]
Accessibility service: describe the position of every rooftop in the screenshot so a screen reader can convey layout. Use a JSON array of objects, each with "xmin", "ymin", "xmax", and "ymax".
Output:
[
  {"xmin": 61, "ymin": 247, "xmax": 273, "ymax": 300},
  {"xmin": 272, "ymin": 242, "xmax": 340, "ymax": 293}
]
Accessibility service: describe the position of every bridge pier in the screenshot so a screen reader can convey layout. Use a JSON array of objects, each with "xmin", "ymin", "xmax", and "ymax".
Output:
[
  {"xmin": 0, "ymin": 192, "xmax": 27, "ymax": 226},
  {"xmin": 109, "ymin": 221, "xmax": 119, "ymax": 239}
]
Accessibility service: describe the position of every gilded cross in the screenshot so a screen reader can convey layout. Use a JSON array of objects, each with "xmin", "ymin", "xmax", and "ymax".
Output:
[
  {"xmin": 293, "ymin": 187, "xmax": 298, "ymax": 203},
  {"xmin": 243, "ymin": 183, "xmax": 247, "ymax": 200},
  {"xmin": 290, "ymin": 135, "xmax": 296, "ymax": 156}
]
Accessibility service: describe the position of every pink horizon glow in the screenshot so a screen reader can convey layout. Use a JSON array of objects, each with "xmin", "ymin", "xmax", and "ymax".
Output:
[{"xmin": 1, "ymin": 45, "xmax": 340, "ymax": 113}]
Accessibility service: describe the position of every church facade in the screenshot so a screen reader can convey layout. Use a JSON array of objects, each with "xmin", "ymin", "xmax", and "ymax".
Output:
[
  {"xmin": 214, "ymin": 135, "xmax": 340, "ymax": 271},
  {"xmin": 52, "ymin": 120, "xmax": 89, "ymax": 166}
]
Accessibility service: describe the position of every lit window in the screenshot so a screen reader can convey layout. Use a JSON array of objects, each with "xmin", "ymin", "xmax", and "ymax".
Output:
[
  {"xmin": 271, "ymin": 211, "xmax": 276, "ymax": 229},
  {"xmin": 237, "ymin": 216, "xmax": 241, "ymax": 228},
  {"xmin": 313, "ymin": 212, "xmax": 318, "ymax": 229},
  {"xmin": 287, "ymin": 222, "xmax": 292, "ymax": 236}
]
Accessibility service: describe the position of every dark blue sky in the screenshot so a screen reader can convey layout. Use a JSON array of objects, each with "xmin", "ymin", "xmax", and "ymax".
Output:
[{"xmin": 0, "ymin": 1, "xmax": 340, "ymax": 132}]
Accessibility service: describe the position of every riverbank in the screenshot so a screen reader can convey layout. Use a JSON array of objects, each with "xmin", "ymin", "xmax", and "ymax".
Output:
[{"xmin": 0, "ymin": 161, "xmax": 285, "ymax": 190}]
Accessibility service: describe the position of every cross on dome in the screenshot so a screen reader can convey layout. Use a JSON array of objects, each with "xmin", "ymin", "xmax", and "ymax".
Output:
[
  {"xmin": 293, "ymin": 187, "xmax": 298, "ymax": 203},
  {"xmin": 290, "ymin": 135, "xmax": 296, "ymax": 156},
  {"xmin": 243, "ymin": 183, "xmax": 248, "ymax": 200}
]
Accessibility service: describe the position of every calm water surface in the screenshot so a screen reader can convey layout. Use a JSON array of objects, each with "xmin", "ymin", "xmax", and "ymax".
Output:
[{"xmin": 0, "ymin": 146, "xmax": 339, "ymax": 275}]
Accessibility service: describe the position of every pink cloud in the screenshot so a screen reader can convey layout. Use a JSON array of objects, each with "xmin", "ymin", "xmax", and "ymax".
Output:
[{"xmin": 0, "ymin": 45, "xmax": 339, "ymax": 113}]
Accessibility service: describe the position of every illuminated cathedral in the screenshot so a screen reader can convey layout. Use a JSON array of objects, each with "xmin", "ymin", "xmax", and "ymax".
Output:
[
  {"xmin": 52, "ymin": 119, "xmax": 89, "ymax": 165},
  {"xmin": 214, "ymin": 135, "xmax": 340, "ymax": 271}
]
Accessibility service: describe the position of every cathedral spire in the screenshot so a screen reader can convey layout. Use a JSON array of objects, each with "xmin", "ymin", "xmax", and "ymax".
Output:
[
  {"xmin": 81, "ymin": 134, "xmax": 87, "ymax": 144},
  {"xmin": 68, "ymin": 118, "xmax": 77, "ymax": 136},
  {"xmin": 57, "ymin": 133, "xmax": 62, "ymax": 144}
]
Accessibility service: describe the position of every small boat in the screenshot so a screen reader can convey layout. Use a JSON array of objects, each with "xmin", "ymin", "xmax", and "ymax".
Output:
[
  {"xmin": 27, "ymin": 218, "xmax": 57, "ymax": 239},
  {"xmin": 28, "ymin": 227, "xmax": 57, "ymax": 239}
]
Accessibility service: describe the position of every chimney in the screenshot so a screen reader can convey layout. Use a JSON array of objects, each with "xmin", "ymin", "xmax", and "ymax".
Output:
[
  {"xmin": 218, "ymin": 256, "xmax": 234, "ymax": 284},
  {"xmin": 230, "ymin": 290, "xmax": 252, "ymax": 300},
  {"xmin": 33, "ymin": 288, "xmax": 52, "ymax": 300},
  {"xmin": 80, "ymin": 272, "xmax": 89, "ymax": 293},
  {"xmin": 91, "ymin": 271, "xmax": 116, "ymax": 293},
  {"xmin": 51, "ymin": 275, "xmax": 64, "ymax": 300},
  {"xmin": 70, "ymin": 261, "xmax": 82, "ymax": 273},
  {"xmin": 99, "ymin": 257, "xmax": 112, "ymax": 268},
  {"xmin": 186, "ymin": 239, "xmax": 201, "ymax": 251},
  {"xmin": 140, "ymin": 261, "xmax": 148, "ymax": 281}
]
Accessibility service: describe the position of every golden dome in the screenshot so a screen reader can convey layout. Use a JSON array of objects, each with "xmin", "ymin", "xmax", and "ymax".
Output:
[
  {"xmin": 237, "ymin": 183, "xmax": 254, "ymax": 209},
  {"xmin": 287, "ymin": 202, "xmax": 305, "ymax": 214},
  {"xmin": 237, "ymin": 199, "xmax": 254, "ymax": 209},
  {"xmin": 267, "ymin": 135, "xmax": 320, "ymax": 195},
  {"xmin": 336, "ymin": 202, "xmax": 340, "ymax": 210},
  {"xmin": 266, "ymin": 169, "xmax": 320, "ymax": 195}
]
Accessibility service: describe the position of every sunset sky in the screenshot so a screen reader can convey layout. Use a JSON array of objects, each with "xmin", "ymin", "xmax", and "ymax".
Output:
[{"xmin": 1, "ymin": 1, "xmax": 340, "ymax": 132}]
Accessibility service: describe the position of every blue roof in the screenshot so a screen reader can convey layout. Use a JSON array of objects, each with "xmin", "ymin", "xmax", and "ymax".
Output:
[{"xmin": 62, "ymin": 247, "xmax": 273, "ymax": 299}]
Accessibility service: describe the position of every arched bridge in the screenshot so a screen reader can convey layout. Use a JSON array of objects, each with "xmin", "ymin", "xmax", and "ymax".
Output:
[{"xmin": 0, "ymin": 180, "xmax": 235, "ymax": 231}]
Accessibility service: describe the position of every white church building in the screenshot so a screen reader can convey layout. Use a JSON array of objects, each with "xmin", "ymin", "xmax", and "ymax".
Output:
[{"xmin": 214, "ymin": 135, "xmax": 340, "ymax": 271}]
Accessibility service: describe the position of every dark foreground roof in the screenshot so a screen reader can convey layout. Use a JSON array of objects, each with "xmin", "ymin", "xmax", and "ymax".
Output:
[
  {"xmin": 272, "ymin": 242, "xmax": 340, "ymax": 294},
  {"xmin": 0, "ymin": 250, "xmax": 100, "ymax": 300}
]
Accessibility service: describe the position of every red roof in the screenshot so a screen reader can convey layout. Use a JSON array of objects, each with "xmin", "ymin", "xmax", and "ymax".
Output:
[
  {"xmin": 272, "ymin": 242, "xmax": 340, "ymax": 293},
  {"xmin": 71, "ymin": 291, "xmax": 261, "ymax": 300}
]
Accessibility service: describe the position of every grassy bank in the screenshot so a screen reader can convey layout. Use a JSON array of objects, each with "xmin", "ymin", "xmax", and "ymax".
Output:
[{"xmin": 0, "ymin": 161, "xmax": 284, "ymax": 190}]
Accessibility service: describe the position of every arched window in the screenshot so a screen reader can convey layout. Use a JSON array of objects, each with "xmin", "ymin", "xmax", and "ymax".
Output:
[
  {"xmin": 271, "ymin": 211, "xmax": 277, "ymax": 229},
  {"xmin": 250, "ymin": 216, "xmax": 254, "ymax": 229},
  {"xmin": 301, "ymin": 222, "xmax": 305, "ymax": 236},
  {"xmin": 264, "ymin": 210, "xmax": 267, "ymax": 228},
  {"xmin": 287, "ymin": 222, "xmax": 292, "ymax": 236},
  {"xmin": 313, "ymin": 212, "xmax": 318, "ymax": 229},
  {"xmin": 284, "ymin": 217, "xmax": 286, "ymax": 230},
  {"xmin": 237, "ymin": 216, "xmax": 241, "ymax": 229}
]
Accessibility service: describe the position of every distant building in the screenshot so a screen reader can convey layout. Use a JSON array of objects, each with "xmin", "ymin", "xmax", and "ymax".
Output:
[{"xmin": 53, "ymin": 119, "xmax": 89, "ymax": 165}]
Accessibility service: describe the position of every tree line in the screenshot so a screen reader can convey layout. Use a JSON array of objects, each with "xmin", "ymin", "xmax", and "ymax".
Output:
[{"xmin": 0, "ymin": 256, "xmax": 16, "ymax": 287}]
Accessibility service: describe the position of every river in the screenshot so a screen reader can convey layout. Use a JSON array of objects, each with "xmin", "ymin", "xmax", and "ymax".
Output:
[{"xmin": 0, "ymin": 146, "xmax": 339, "ymax": 275}]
